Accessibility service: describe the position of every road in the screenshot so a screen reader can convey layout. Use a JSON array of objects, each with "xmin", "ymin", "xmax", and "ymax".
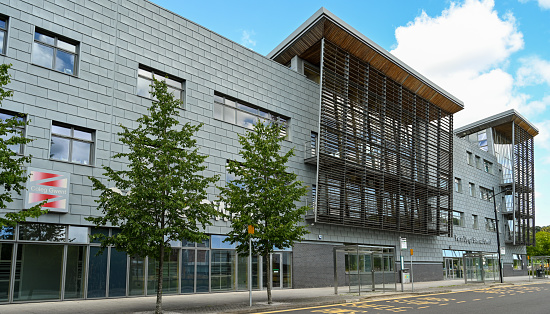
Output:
[{"xmin": 253, "ymin": 282, "xmax": 550, "ymax": 314}]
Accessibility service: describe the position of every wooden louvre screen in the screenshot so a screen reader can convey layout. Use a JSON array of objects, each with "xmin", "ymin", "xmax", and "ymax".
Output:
[
  {"xmin": 315, "ymin": 40, "xmax": 453, "ymax": 236},
  {"xmin": 514, "ymin": 124, "xmax": 535, "ymax": 245}
]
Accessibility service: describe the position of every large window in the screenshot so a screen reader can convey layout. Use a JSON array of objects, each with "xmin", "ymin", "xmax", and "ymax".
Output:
[
  {"xmin": 452, "ymin": 211, "xmax": 464, "ymax": 227},
  {"xmin": 454, "ymin": 178, "xmax": 462, "ymax": 193},
  {"xmin": 32, "ymin": 28, "xmax": 78, "ymax": 75},
  {"xmin": 483, "ymin": 159, "xmax": 493, "ymax": 174},
  {"xmin": 513, "ymin": 254, "xmax": 523, "ymax": 270},
  {"xmin": 0, "ymin": 16, "xmax": 7, "ymax": 55},
  {"xmin": 485, "ymin": 218, "xmax": 496, "ymax": 232},
  {"xmin": 472, "ymin": 214, "xmax": 479, "ymax": 229},
  {"xmin": 213, "ymin": 94, "xmax": 289, "ymax": 138},
  {"xmin": 469, "ymin": 182, "xmax": 475, "ymax": 197},
  {"xmin": 137, "ymin": 66, "xmax": 184, "ymax": 101},
  {"xmin": 479, "ymin": 186, "xmax": 492, "ymax": 201},
  {"xmin": 50, "ymin": 123, "xmax": 94, "ymax": 165},
  {"xmin": 467, "ymin": 151, "xmax": 473, "ymax": 166},
  {"xmin": 0, "ymin": 110, "xmax": 24, "ymax": 154}
]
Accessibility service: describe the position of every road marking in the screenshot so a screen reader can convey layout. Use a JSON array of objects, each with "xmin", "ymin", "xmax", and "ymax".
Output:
[
  {"xmin": 473, "ymin": 299, "xmax": 481, "ymax": 301},
  {"xmin": 487, "ymin": 297, "xmax": 493, "ymax": 299},
  {"xmin": 418, "ymin": 306, "xmax": 430, "ymax": 309},
  {"xmin": 456, "ymin": 301, "xmax": 466, "ymax": 303}
]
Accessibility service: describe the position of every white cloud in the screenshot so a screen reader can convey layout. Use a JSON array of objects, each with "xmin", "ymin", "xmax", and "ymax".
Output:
[
  {"xmin": 534, "ymin": 120, "xmax": 550, "ymax": 150},
  {"xmin": 390, "ymin": 0, "xmax": 524, "ymax": 127},
  {"xmin": 520, "ymin": 0, "xmax": 550, "ymax": 10},
  {"xmin": 240, "ymin": 30, "xmax": 256, "ymax": 48},
  {"xmin": 517, "ymin": 56, "xmax": 550, "ymax": 86}
]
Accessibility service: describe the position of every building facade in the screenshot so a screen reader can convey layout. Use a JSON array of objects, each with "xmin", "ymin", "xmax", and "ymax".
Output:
[{"xmin": 0, "ymin": 0, "xmax": 537, "ymax": 303}]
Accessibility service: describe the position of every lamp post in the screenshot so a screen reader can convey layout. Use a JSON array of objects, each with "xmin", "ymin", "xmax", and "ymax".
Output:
[{"xmin": 490, "ymin": 186, "xmax": 511, "ymax": 284}]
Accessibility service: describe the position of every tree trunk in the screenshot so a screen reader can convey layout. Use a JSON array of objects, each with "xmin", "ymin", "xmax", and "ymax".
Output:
[
  {"xmin": 155, "ymin": 244, "xmax": 164, "ymax": 314},
  {"xmin": 267, "ymin": 253, "xmax": 272, "ymax": 304}
]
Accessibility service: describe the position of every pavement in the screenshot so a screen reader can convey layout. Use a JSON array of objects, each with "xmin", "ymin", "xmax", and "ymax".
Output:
[{"xmin": 0, "ymin": 276, "xmax": 547, "ymax": 314}]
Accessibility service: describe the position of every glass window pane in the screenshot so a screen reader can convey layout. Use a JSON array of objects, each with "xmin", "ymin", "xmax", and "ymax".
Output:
[
  {"xmin": 67, "ymin": 226, "xmax": 88, "ymax": 243},
  {"xmin": 71, "ymin": 140, "xmax": 91, "ymax": 165},
  {"xmin": 13, "ymin": 244, "xmax": 63, "ymax": 301},
  {"xmin": 224, "ymin": 107, "xmax": 235, "ymax": 124},
  {"xmin": 0, "ymin": 226, "xmax": 14, "ymax": 240},
  {"xmin": 259, "ymin": 110, "xmax": 270, "ymax": 119},
  {"xmin": 214, "ymin": 95, "xmax": 224, "ymax": 104},
  {"xmin": 18, "ymin": 223, "xmax": 66, "ymax": 242},
  {"xmin": 138, "ymin": 68, "xmax": 152, "ymax": 79},
  {"xmin": 196, "ymin": 250, "xmax": 209, "ymax": 292},
  {"xmin": 224, "ymin": 98, "xmax": 235, "ymax": 107},
  {"xmin": 0, "ymin": 31, "xmax": 4, "ymax": 55},
  {"xmin": 129, "ymin": 255, "xmax": 145, "ymax": 295},
  {"xmin": 211, "ymin": 235, "xmax": 236, "ymax": 249},
  {"xmin": 90, "ymin": 227, "xmax": 109, "ymax": 244},
  {"xmin": 148, "ymin": 249, "xmax": 179, "ymax": 295},
  {"xmin": 0, "ymin": 243, "xmax": 13, "ymax": 302},
  {"xmin": 167, "ymin": 86, "xmax": 181, "ymax": 100},
  {"xmin": 236, "ymin": 103, "xmax": 258, "ymax": 115},
  {"xmin": 236, "ymin": 110, "xmax": 257, "ymax": 129},
  {"xmin": 73, "ymin": 129, "xmax": 92, "ymax": 141},
  {"xmin": 478, "ymin": 132, "xmax": 487, "ymax": 140},
  {"xmin": 50, "ymin": 136, "xmax": 70, "ymax": 162},
  {"xmin": 214, "ymin": 103, "xmax": 223, "ymax": 120},
  {"xmin": 57, "ymin": 39, "xmax": 76, "ymax": 53},
  {"xmin": 0, "ymin": 20, "xmax": 6, "ymax": 29},
  {"xmin": 1, "ymin": 132, "xmax": 22, "ymax": 154},
  {"xmin": 55, "ymin": 50, "xmax": 75, "ymax": 74},
  {"xmin": 109, "ymin": 249, "xmax": 127, "ymax": 297},
  {"xmin": 51, "ymin": 125, "xmax": 71, "ymax": 136},
  {"xmin": 181, "ymin": 249, "xmax": 195, "ymax": 293},
  {"xmin": 164, "ymin": 77, "xmax": 181, "ymax": 88},
  {"xmin": 197, "ymin": 238, "xmax": 209, "ymax": 248},
  {"xmin": 282, "ymin": 252, "xmax": 292, "ymax": 288},
  {"xmin": 181, "ymin": 239, "xmax": 196, "ymax": 247},
  {"xmin": 87, "ymin": 247, "xmax": 107, "ymax": 298},
  {"xmin": 211, "ymin": 250, "xmax": 235, "ymax": 291},
  {"xmin": 64, "ymin": 245, "xmax": 86, "ymax": 299},
  {"xmin": 137, "ymin": 76, "xmax": 151, "ymax": 98},
  {"xmin": 35, "ymin": 31, "xmax": 54, "ymax": 45},
  {"xmin": 32, "ymin": 42, "xmax": 54, "ymax": 69}
]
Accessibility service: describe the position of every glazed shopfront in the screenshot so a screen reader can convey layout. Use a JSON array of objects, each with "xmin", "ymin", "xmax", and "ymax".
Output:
[{"xmin": 0, "ymin": 224, "xmax": 292, "ymax": 303}]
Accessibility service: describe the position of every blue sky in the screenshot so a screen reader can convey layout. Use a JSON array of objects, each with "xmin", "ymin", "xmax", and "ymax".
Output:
[{"xmin": 151, "ymin": 0, "xmax": 550, "ymax": 225}]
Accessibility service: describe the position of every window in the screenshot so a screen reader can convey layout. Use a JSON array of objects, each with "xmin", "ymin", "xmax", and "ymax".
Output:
[
  {"xmin": 483, "ymin": 159, "xmax": 493, "ymax": 174},
  {"xmin": 469, "ymin": 182, "xmax": 475, "ymax": 197},
  {"xmin": 452, "ymin": 212, "xmax": 464, "ymax": 227},
  {"xmin": 311, "ymin": 184, "xmax": 316, "ymax": 207},
  {"xmin": 50, "ymin": 123, "xmax": 94, "ymax": 165},
  {"xmin": 513, "ymin": 254, "xmax": 523, "ymax": 270},
  {"xmin": 475, "ymin": 156, "xmax": 481, "ymax": 169},
  {"xmin": 214, "ymin": 93, "xmax": 289, "ymax": 138},
  {"xmin": 136, "ymin": 66, "xmax": 184, "ymax": 101},
  {"xmin": 32, "ymin": 28, "xmax": 78, "ymax": 75},
  {"xmin": 467, "ymin": 151, "xmax": 473, "ymax": 166},
  {"xmin": 485, "ymin": 218, "xmax": 496, "ymax": 232},
  {"xmin": 0, "ymin": 110, "xmax": 24, "ymax": 154},
  {"xmin": 478, "ymin": 131, "xmax": 488, "ymax": 151},
  {"xmin": 0, "ymin": 16, "xmax": 7, "ymax": 54},
  {"xmin": 472, "ymin": 215, "xmax": 479, "ymax": 229},
  {"xmin": 479, "ymin": 186, "xmax": 491, "ymax": 201},
  {"xmin": 454, "ymin": 178, "xmax": 462, "ymax": 193}
]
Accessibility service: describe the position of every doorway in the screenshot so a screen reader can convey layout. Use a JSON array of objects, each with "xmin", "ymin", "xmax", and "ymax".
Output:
[
  {"xmin": 444, "ymin": 257, "xmax": 463, "ymax": 279},
  {"xmin": 262, "ymin": 252, "xmax": 292, "ymax": 289}
]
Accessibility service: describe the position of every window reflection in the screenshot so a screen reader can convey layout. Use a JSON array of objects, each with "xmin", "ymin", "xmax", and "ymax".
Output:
[
  {"xmin": 32, "ymin": 29, "xmax": 77, "ymax": 75},
  {"xmin": 136, "ymin": 66, "xmax": 184, "ymax": 101},
  {"xmin": 50, "ymin": 123, "xmax": 93, "ymax": 165},
  {"xmin": 18, "ymin": 223, "xmax": 66, "ymax": 242}
]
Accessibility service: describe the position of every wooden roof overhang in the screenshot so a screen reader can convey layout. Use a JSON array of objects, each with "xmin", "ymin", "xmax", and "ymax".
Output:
[
  {"xmin": 268, "ymin": 8, "xmax": 464, "ymax": 115},
  {"xmin": 454, "ymin": 109, "xmax": 539, "ymax": 139}
]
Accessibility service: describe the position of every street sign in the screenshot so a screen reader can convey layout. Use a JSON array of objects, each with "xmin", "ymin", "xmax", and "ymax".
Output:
[
  {"xmin": 500, "ymin": 246, "xmax": 505, "ymax": 255},
  {"xmin": 400, "ymin": 237, "xmax": 407, "ymax": 250},
  {"xmin": 248, "ymin": 225, "xmax": 254, "ymax": 234},
  {"xmin": 410, "ymin": 249, "xmax": 413, "ymax": 256}
]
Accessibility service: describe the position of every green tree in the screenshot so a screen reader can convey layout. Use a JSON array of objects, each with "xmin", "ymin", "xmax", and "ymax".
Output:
[
  {"xmin": 87, "ymin": 78, "xmax": 218, "ymax": 314},
  {"xmin": 527, "ymin": 231, "xmax": 550, "ymax": 257},
  {"xmin": 218, "ymin": 121, "xmax": 309, "ymax": 304},
  {"xmin": 0, "ymin": 63, "xmax": 47, "ymax": 227}
]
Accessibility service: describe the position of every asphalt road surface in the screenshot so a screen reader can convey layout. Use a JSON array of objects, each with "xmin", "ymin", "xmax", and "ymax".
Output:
[{"xmin": 253, "ymin": 282, "xmax": 550, "ymax": 314}]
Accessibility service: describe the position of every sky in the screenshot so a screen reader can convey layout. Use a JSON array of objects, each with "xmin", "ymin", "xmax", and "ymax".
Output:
[{"xmin": 150, "ymin": 0, "xmax": 550, "ymax": 225}]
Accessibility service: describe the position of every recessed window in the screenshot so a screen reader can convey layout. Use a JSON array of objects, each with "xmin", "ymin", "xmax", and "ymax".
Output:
[
  {"xmin": 454, "ymin": 178, "xmax": 462, "ymax": 193},
  {"xmin": 475, "ymin": 156, "xmax": 481, "ymax": 169},
  {"xmin": 472, "ymin": 215, "xmax": 479, "ymax": 229},
  {"xmin": 137, "ymin": 66, "xmax": 184, "ymax": 101},
  {"xmin": 469, "ymin": 182, "xmax": 475, "ymax": 197},
  {"xmin": 0, "ymin": 16, "xmax": 8, "ymax": 55},
  {"xmin": 0, "ymin": 110, "xmax": 25, "ymax": 154},
  {"xmin": 483, "ymin": 159, "xmax": 493, "ymax": 174},
  {"xmin": 32, "ymin": 28, "xmax": 78, "ymax": 75},
  {"xmin": 50, "ymin": 123, "xmax": 94, "ymax": 165},
  {"xmin": 214, "ymin": 93, "xmax": 289, "ymax": 138},
  {"xmin": 466, "ymin": 151, "xmax": 473, "ymax": 166},
  {"xmin": 452, "ymin": 211, "xmax": 464, "ymax": 227},
  {"xmin": 485, "ymin": 218, "xmax": 496, "ymax": 232},
  {"xmin": 479, "ymin": 186, "xmax": 491, "ymax": 201}
]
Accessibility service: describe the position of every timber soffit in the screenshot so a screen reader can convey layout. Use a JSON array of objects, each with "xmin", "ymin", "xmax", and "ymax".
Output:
[
  {"xmin": 267, "ymin": 7, "xmax": 464, "ymax": 114},
  {"xmin": 454, "ymin": 109, "xmax": 539, "ymax": 138}
]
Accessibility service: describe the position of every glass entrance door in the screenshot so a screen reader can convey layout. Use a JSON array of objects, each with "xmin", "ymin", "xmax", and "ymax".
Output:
[
  {"xmin": 444, "ymin": 257, "xmax": 463, "ymax": 279},
  {"xmin": 263, "ymin": 252, "xmax": 292, "ymax": 289}
]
